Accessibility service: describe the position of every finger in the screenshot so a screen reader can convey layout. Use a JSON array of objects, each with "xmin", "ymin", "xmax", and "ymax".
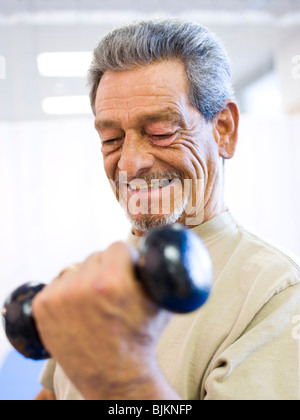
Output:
[
  {"xmin": 57, "ymin": 264, "xmax": 80, "ymax": 279},
  {"xmin": 100, "ymin": 242, "xmax": 138, "ymax": 285},
  {"xmin": 50, "ymin": 264, "xmax": 81, "ymax": 287},
  {"xmin": 106, "ymin": 242, "xmax": 139, "ymax": 267},
  {"xmin": 80, "ymin": 243, "xmax": 137, "ymax": 292}
]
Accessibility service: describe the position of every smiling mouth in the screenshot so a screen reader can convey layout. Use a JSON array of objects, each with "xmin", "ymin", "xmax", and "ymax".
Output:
[{"xmin": 128, "ymin": 179, "xmax": 173, "ymax": 192}]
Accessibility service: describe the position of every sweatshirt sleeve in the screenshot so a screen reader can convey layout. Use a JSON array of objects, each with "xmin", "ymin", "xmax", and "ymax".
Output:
[
  {"xmin": 40, "ymin": 358, "xmax": 56, "ymax": 392},
  {"xmin": 203, "ymin": 284, "xmax": 300, "ymax": 400}
]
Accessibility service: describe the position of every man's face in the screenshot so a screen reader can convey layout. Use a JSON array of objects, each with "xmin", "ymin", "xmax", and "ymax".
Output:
[{"xmin": 94, "ymin": 60, "xmax": 223, "ymax": 235}]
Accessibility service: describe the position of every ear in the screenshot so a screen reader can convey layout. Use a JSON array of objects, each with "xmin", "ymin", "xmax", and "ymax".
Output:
[{"xmin": 212, "ymin": 101, "xmax": 239, "ymax": 159}]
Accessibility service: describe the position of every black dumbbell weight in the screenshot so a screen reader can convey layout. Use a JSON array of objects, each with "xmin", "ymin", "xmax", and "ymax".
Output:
[
  {"xmin": 2, "ymin": 282, "xmax": 50, "ymax": 360},
  {"xmin": 2, "ymin": 224, "xmax": 213, "ymax": 360}
]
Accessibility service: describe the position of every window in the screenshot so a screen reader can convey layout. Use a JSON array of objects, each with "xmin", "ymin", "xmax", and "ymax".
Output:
[
  {"xmin": 37, "ymin": 52, "xmax": 92, "ymax": 77},
  {"xmin": 42, "ymin": 96, "xmax": 91, "ymax": 115}
]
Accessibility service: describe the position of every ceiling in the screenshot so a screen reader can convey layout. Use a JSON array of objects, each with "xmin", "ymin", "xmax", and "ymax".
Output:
[
  {"xmin": 1, "ymin": 0, "xmax": 300, "ymax": 16},
  {"xmin": 1, "ymin": 0, "xmax": 300, "ymax": 121}
]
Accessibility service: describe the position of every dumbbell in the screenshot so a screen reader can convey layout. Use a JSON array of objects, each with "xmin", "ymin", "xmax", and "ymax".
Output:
[{"xmin": 2, "ymin": 224, "xmax": 213, "ymax": 361}]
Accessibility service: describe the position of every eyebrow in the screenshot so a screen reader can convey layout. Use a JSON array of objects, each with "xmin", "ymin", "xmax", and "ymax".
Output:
[{"xmin": 94, "ymin": 109, "xmax": 185, "ymax": 131}]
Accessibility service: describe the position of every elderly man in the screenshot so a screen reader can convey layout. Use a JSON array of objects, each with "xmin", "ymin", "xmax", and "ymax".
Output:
[{"xmin": 35, "ymin": 20, "xmax": 300, "ymax": 400}]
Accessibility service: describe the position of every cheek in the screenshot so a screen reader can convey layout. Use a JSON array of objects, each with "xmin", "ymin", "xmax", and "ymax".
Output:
[
  {"xmin": 172, "ymin": 139, "xmax": 207, "ymax": 179},
  {"xmin": 103, "ymin": 154, "xmax": 119, "ymax": 180},
  {"xmin": 187, "ymin": 132, "xmax": 219, "ymax": 174}
]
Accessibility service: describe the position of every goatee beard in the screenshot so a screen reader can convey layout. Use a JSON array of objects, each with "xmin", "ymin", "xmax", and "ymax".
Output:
[{"xmin": 126, "ymin": 196, "xmax": 189, "ymax": 233}]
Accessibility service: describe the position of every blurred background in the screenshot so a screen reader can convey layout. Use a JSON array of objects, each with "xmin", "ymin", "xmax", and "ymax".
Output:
[{"xmin": 0, "ymin": 0, "xmax": 300, "ymax": 399}]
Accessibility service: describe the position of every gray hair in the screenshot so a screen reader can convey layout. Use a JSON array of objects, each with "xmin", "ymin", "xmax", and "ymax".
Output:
[{"xmin": 88, "ymin": 20, "xmax": 234, "ymax": 121}]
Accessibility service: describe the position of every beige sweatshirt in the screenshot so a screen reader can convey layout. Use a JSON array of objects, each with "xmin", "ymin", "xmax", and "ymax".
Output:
[{"xmin": 40, "ymin": 212, "xmax": 300, "ymax": 400}]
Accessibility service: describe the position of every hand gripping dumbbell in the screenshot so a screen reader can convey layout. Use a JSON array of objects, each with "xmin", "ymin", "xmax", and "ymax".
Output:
[{"xmin": 2, "ymin": 224, "xmax": 213, "ymax": 361}]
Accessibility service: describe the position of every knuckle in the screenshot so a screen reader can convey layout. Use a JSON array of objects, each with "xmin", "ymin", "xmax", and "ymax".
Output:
[
  {"xmin": 106, "ymin": 242, "xmax": 137, "ymax": 267},
  {"xmin": 56, "ymin": 264, "xmax": 80, "ymax": 279},
  {"xmin": 31, "ymin": 287, "xmax": 49, "ymax": 319},
  {"xmin": 84, "ymin": 251, "xmax": 103, "ymax": 265},
  {"xmin": 107, "ymin": 241, "xmax": 129, "ymax": 254}
]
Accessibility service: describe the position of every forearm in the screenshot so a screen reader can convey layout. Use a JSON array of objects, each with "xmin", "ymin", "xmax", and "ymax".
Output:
[
  {"xmin": 35, "ymin": 388, "xmax": 57, "ymax": 400},
  {"xmin": 75, "ymin": 362, "xmax": 181, "ymax": 401}
]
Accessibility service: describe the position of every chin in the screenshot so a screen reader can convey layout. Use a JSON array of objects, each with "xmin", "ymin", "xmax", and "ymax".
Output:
[
  {"xmin": 128, "ymin": 215, "xmax": 176, "ymax": 233},
  {"xmin": 126, "ymin": 199, "xmax": 188, "ymax": 233}
]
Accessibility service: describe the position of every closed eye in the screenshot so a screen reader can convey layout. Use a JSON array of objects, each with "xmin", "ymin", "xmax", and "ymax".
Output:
[
  {"xmin": 154, "ymin": 133, "xmax": 174, "ymax": 138},
  {"xmin": 149, "ymin": 132, "xmax": 176, "ymax": 140},
  {"xmin": 102, "ymin": 137, "xmax": 123, "ymax": 145},
  {"xmin": 147, "ymin": 132, "xmax": 179, "ymax": 147}
]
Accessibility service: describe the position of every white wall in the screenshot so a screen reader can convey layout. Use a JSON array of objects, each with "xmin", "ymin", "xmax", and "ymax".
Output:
[
  {"xmin": 275, "ymin": 28, "xmax": 300, "ymax": 114},
  {"xmin": 225, "ymin": 114, "xmax": 300, "ymax": 258}
]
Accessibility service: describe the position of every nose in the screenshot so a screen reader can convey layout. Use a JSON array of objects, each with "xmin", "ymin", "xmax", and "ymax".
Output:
[{"xmin": 117, "ymin": 134, "xmax": 155, "ymax": 178}]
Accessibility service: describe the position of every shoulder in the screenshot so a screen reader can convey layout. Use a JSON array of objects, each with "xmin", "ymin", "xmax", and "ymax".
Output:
[
  {"xmin": 211, "ymin": 219, "xmax": 300, "ymax": 318},
  {"xmin": 236, "ymin": 224, "xmax": 300, "ymax": 291}
]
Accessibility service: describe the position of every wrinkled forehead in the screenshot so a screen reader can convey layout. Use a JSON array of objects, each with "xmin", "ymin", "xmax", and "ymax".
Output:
[
  {"xmin": 94, "ymin": 60, "xmax": 190, "ymax": 113},
  {"xmin": 94, "ymin": 107, "xmax": 186, "ymax": 132},
  {"xmin": 93, "ymin": 62, "xmax": 195, "ymax": 134}
]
